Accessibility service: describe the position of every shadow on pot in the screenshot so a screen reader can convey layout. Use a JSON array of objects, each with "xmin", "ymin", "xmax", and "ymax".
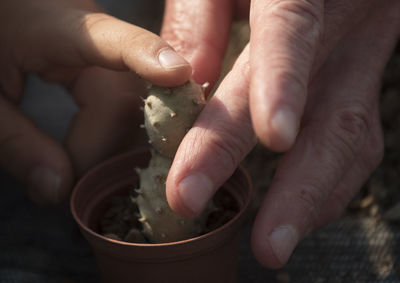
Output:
[{"xmin": 71, "ymin": 149, "xmax": 253, "ymax": 283}]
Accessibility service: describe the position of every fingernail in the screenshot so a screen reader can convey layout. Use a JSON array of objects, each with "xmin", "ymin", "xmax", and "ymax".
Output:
[
  {"xmin": 177, "ymin": 173, "xmax": 213, "ymax": 215},
  {"xmin": 271, "ymin": 108, "xmax": 299, "ymax": 148},
  {"xmin": 269, "ymin": 225, "xmax": 298, "ymax": 265},
  {"xmin": 28, "ymin": 166, "xmax": 61, "ymax": 204},
  {"xmin": 158, "ymin": 49, "xmax": 189, "ymax": 69}
]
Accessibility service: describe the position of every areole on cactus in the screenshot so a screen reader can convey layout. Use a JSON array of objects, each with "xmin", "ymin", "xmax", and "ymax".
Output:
[{"xmin": 143, "ymin": 79, "xmax": 206, "ymax": 158}]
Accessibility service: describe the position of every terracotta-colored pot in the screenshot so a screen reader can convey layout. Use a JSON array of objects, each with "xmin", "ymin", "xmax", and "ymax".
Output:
[{"xmin": 71, "ymin": 149, "xmax": 252, "ymax": 283}]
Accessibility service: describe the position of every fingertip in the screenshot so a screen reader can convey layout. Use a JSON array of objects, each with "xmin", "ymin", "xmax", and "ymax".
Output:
[
  {"xmin": 27, "ymin": 156, "xmax": 74, "ymax": 206},
  {"xmin": 250, "ymin": 77, "xmax": 301, "ymax": 152},
  {"xmin": 155, "ymin": 48, "xmax": 193, "ymax": 87},
  {"xmin": 251, "ymin": 222, "xmax": 299, "ymax": 269},
  {"xmin": 166, "ymin": 175, "xmax": 198, "ymax": 218},
  {"xmin": 158, "ymin": 48, "xmax": 190, "ymax": 70},
  {"xmin": 53, "ymin": 161, "xmax": 75, "ymax": 204},
  {"xmin": 178, "ymin": 173, "xmax": 214, "ymax": 215},
  {"xmin": 166, "ymin": 155, "xmax": 215, "ymax": 218},
  {"xmin": 251, "ymin": 232, "xmax": 283, "ymax": 269},
  {"xmin": 253, "ymin": 108, "xmax": 299, "ymax": 153},
  {"xmin": 124, "ymin": 44, "xmax": 192, "ymax": 87},
  {"xmin": 152, "ymin": 65, "xmax": 193, "ymax": 87}
]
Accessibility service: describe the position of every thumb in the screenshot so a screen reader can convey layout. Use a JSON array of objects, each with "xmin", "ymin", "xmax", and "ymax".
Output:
[{"xmin": 22, "ymin": 4, "xmax": 192, "ymax": 86}]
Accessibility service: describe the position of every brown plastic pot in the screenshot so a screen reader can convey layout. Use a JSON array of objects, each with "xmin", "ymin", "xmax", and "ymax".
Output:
[{"xmin": 71, "ymin": 149, "xmax": 252, "ymax": 283}]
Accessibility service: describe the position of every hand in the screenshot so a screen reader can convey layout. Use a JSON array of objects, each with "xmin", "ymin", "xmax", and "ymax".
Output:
[
  {"xmin": 162, "ymin": 0, "xmax": 400, "ymax": 268},
  {"xmin": 0, "ymin": 0, "xmax": 191, "ymax": 204}
]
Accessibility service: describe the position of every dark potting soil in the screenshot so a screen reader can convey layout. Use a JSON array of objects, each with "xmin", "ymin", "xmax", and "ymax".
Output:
[{"xmin": 99, "ymin": 185, "xmax": 239, "ymax": 244}]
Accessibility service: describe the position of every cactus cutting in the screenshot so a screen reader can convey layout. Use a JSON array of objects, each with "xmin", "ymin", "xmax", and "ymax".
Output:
[
  {"xmin": 101, "ymin": 79, "xmax": 218, "ymax": 243},
  {"xmin": 136, "ymin": 79, "xmax": 213, "ymax": 243}
]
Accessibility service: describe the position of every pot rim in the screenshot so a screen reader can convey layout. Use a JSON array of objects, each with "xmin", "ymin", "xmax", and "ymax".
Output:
[{"xmin": 71, "ymin": 149, "xmax": 253, "ymax": 248}]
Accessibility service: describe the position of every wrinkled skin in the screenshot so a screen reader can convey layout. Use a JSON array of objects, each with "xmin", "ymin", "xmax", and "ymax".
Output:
[
  {"xmin": 1, "ymin": 0, "xmax": 399, "ymax": 270},
  {"xmin": 144, "ymin": 80, "xmax": 206, "ymax": 158},
  {"xmin": 161, "ymin": 0, "xmax": 400, "ymax": 268},
  {"xmin": 0, "ymin": 0, "xmax": 191, "ymax": 204}
]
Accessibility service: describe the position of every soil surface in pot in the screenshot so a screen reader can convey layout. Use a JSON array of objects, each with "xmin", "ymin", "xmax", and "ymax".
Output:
[{"xmin": 99, "ymin": 184, "xmax": 239, "ymax": 244}]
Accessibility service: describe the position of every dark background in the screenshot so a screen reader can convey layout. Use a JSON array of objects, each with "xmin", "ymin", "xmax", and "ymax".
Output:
[{"xmin": 1, "ymin": 0, "xmax": 400, "ymax": 282}]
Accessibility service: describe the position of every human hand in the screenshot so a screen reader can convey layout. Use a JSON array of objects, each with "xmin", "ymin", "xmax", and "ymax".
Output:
[
  {"xmin": 0, "ymin": 0, "xmax": 191, "ymax": 204},
  {"xmin": 162, "ymin": 0, "xmax": 400, "ymax": 268}
]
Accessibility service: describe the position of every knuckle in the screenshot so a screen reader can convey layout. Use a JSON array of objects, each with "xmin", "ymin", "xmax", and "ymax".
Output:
[
  {"xmin": 204, "ymin": 124, "xmax": 255, "ymax": 171},
  {"xmin": 255, "ymin": 0, "xmax": 324, "ymax": 45},
  {"xmin": 210, "ymin": 137, "xmax": 241, "ymax": 171},
  {"xmin": 73, "ymin": 13, "xmax": 116, "ymax": 60},
  {"xmin": 268, "ymin": 66, "xmax": 308, "ymax": 102},
  {"xmin": 270, "ymin": 0, "xmax": 323, "ymax": 32},
  {"xmin": 327, "ymin": 103, "xmax": 371, "ymax": 160},
  {"xmin": 79, "ymin": 12, "xmax": 114, "ymax": 33},
  {"xmin": 123, "ymin": 30, "xmax": 159, "ymax": 52},
  {"xmin": 294, "ymin": 183, "xmax": 325, "ymax": 225},
  {"xmin": 277, "ymin": 68, "xmax": 308, "ymax": 96},
  {"xmin": 336, "ymin": 104, "xmax": 370, "ymax": 139}
]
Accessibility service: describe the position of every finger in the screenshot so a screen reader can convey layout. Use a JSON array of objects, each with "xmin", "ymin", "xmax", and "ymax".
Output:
[
  {"xmin": 251, "ymin": 64, "xmax": 378, "ymax": 269},
  {"xmin": 19, "ymin": 3, "xmax": 191, "ymax": 87},
  {"xmin": 250, "ymin": 3, "xmax": 400, "ymax": 268},
  {"xmin": 251, "ymin": 100, "xmax": 384, "ymax": 268},
  {"xmin": 313, "ymin": 0, "xmax": 400, "ymax": 223},
  {"xmin": 0, "ymin": 96, "xmax": 73, "ymax": 204},
  {"xmin": 248, "ymin": 0, "xmax": 382, "ymax": 152},
  {"xmin": 166, "ymin": 45, "xmax": 257, "ymax": 217},
  {"xmin": 65, "ymin": 67, "xmax": 146, "ymax": 175},
  {"xmin": 315, "ymin": 104, "xmax": 384, "ymax": 227},
  {"xmin": 162, "ymin": 0, "xmax": 234, "ymax": 87},
  {"xmin": 314, "ymin": 0, "xmax": 382, "ymax": 73},
  {"xmin": 249, "ymin": 0, "xmax": 324, "ymax": 151}
]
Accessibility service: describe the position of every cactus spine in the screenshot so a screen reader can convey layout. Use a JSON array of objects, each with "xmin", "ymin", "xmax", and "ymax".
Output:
[{"xmin": 135, "ymin": 79, "xmax": 212, "ymax": 243}]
